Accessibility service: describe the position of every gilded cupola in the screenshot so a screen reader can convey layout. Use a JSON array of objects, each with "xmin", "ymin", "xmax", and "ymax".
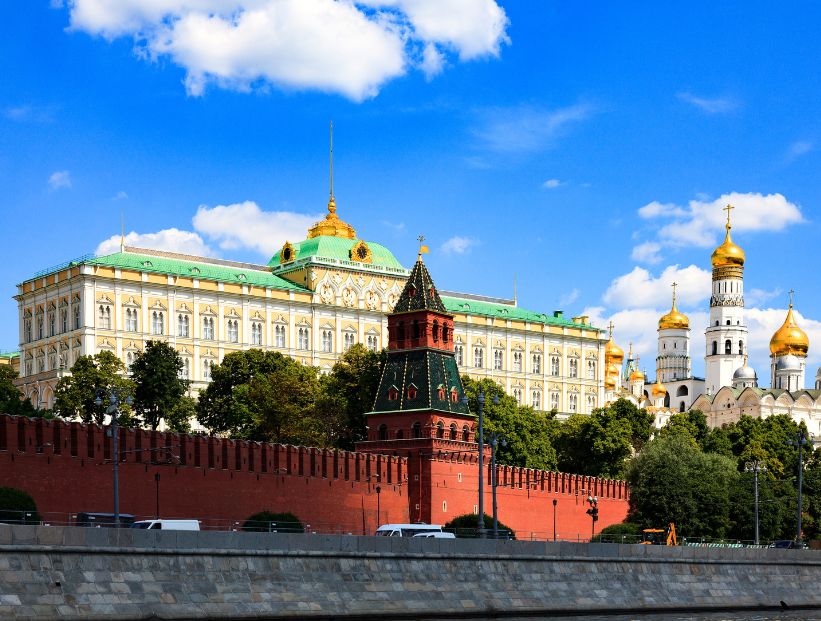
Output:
[
  {"xmin": 651, "ymin": 378, "xmax": 667, "ymax": 398},
  {"xmin": 658, "ymin": 283, "xmax": 690, "ymax": 330},
  {"xmin": 629, "ymin": 368, "xmax": 646, "ymax": 383},
  {"xmin": 711, "ymin": 204, "xmax": 745, "ymax": 269},
  {"xmin": 770, "ymin": 298, "xmax": 809, "ymax": 358},
  {"xmin": 604, "ymin": 322, "xmax": 624, "ymax": 365}
]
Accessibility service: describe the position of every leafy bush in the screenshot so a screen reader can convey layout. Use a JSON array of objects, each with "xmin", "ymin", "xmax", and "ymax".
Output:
[
  {"xmin": 243, "ymin": 510, "xmax": 304, "ymax": 533},
  {"xmin": 0, "ymin": 487, "xmax": 41, "ymax": 525},
  {"xmin": 444, "ymin": 513, "xmax": 515, "ymax": 539},
  {"xmin": 594, "ymin": 521, "xmax": 643, "ymax": 542}
]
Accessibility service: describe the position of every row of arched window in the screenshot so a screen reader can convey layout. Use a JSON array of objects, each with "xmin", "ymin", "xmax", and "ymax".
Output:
[
  {"xmin": 711, "ymin": 339, "xmax": 744, "ymax": 356},
  {"xmin": 377, "ymin": 422, "xmax": 471, "ymax": 442},
  {"xmin": 456, "ymin": 346, "xmax": 594, "ymax": 379},
  {"xmin": 394, "ymin": 319, "xmax": 451, "ymax": 346},
  {"xmin": 24, "ymin": 304, "xmax": 81, "ymax": 343}
]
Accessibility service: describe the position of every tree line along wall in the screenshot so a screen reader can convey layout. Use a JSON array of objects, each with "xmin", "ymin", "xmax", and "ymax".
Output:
[{"xmin": 0, "ymin": 414, "xmax": 629, "ymax": 538}]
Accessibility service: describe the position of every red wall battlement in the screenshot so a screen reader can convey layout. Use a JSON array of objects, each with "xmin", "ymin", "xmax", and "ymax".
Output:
[{"xmin": 0, "ymin": 414, "xmax": 628, "ymax": 539}]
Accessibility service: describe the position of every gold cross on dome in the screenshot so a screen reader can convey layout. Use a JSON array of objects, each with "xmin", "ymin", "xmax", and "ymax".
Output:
[
  {"xmin": 671, "ymin": 281, "xmax": 678, "ymax": 304},
  {"xmin": 723, "ymin": 203, "xmax": 734, "ymax": 226},
  {"xmin": 789, "ymin": 288, "xmax": 795, "ymax": 307},
  {"xmin": 607, "ymin": 321, "xmax": 614, "ymax": 337}
]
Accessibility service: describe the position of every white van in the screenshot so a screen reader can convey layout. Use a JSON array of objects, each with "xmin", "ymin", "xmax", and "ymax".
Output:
[
  {"xmin": 131, "ymin": 519, "xmax": 200, "ymax": 531},
  {"xmin": 375, "ymin": 523, "xmax": 445, "ymax": 537},
  {"xmin": 412, "ymin": 531, "xmax": 456, "ymax": 539}
]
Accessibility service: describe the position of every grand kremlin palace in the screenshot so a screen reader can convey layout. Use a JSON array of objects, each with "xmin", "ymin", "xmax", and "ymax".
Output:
[{"xmin": 13, "ymin": 198, "xmax": 607, "ymax": 416}]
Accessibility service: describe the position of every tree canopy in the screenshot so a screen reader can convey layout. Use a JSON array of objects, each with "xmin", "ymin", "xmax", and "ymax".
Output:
[
  {"xmin": 130, "ymin": 341, "xmax": 189, "ymax": 430},
  {"xmin": 0, "ymin": 366, "xmax": 35, "ymax": 417},
  {"xmin": 54, "ymin": 351, "xmax": 134, "ymax": 424}
]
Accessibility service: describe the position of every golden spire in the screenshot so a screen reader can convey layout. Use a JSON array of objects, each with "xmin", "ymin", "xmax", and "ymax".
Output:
[
  {"xmin": 711, "ymin": 203, "xmax": 745, "ymax": 268},
  {"xmin": 417, "ymin": 235, "xmax": 429, "ymax": 262},
  {"xmin": 769, "ymin": 289, "xmax": 809, "ymax": 357},
  {"xmin": 659, "ymin": 281, "xmax": 690, "ymax": 330},
  {"xmin": 307, "ymin": 121, "xmax": 357, "ymax": 240}
]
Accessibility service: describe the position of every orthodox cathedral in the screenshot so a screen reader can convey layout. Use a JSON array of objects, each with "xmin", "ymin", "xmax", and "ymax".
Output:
[{"xmin": 604, "ymin": 205, "xmax": 821, "ymax": 432}]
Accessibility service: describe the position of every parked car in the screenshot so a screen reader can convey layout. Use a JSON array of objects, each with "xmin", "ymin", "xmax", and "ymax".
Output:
[
  {"xmin": 376, "ymin": 523, "xmax": 445, "ymax": 537},
  {"xmin": 75, "ymin": 512, "xmax": 135, "ymax": 528},
  {"xmin": 769, "ymin": 539, "xmax": 806, "ymax": 549},
  {"xmin": 412, "ymin": 531, "xmax": 456, "ymax": 539},
  {"xmin": 131, "ymin": 519, "xmax": 200, "ymax": 531}
]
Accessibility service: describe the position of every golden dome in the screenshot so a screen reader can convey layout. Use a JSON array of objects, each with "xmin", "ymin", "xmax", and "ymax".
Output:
[
  {"xmin": 658, "ymin": 286, "xmax": 689, "ymax": 330},
  {"xmin": 629, "ymin": 368, "xmax": 645, "ymax": 382},
  {"xmin": 604, "ymin": 322, "xmax": 624, "ymax": 365},
  {"xmin": 711, "ymin": 206, "xmax": 745, "ymax": 268},
  {"xmin": 651, "ymin": 379, "xmax": 667, "ymax": 398},
  {"xmin": 307, "ymin": 196, "xmax": 357, "ymax": 240},
  {"xmin": 769, "ymin": 304, "xmax": 809, "ymax": 357},
  {"xmin": 604, "ymin": 374, "xmax": 617, "ymax": 390}
]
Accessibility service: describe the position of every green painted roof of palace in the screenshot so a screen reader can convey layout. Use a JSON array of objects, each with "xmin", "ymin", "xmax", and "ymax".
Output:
[
  {"xmin": 441, "ymin": 295, "xmax": 600, "ymax": 331},
  {"xmin": 86, "ymin": 250, "xmax": 311, "ymax": 292},
  {"xmin": 269, "ymin": 235, "xmax": 406, "ymax": 272},
  {"xmin": 0, "ymin": 351, "xmax": 19, "ymax": 360}
]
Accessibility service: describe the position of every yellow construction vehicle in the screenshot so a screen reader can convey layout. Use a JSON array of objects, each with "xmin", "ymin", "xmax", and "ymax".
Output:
[{"xmin": 640, "ymin": 522, "xmax": 677, "ymax": 545}]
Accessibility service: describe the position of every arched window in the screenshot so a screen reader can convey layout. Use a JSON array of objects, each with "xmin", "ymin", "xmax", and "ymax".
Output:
[
  {"xmin": 436, "ymin": 422, "xmax": 444, "ymax": 439},
  {"xmin": 298, "ymin": 327, "xmax": 310, "ymax": 350},
  {"xmin": 202, "ymin": 359, "xmax": 212, "ymax": 381},
  {"xmin": 177, "ymin": 314, "xmax": 190, "ymax": 337},
  {"xmin": 442, "ymin": 324, "xmax": 449, "ymax": 343},
  {"xmin": 388, "ymin": 386, "xmax": 399, "ymax": 401},
  {"xmin": 569, "ymin": 358, "xmax": 578, "ymax": 378},
  {"xmin": 99, "ymin": 305, "xmax": 111, "ymax": 330},
  {"xmin": 397, "ymin": 321, "xmax": 405, "ymax": 343},
  {"xmin": 712, "ymin": 341, "xmax": 718, "ymax": 355},
  {"xmin": 432, "ymin": 320, "xmax": 439, "ymax": 342},
  {"xmin": 412, "ymin": 320, "xmax": 420, "ymax": 340},
  {"xmin": 454, "ymin": 345, "xmax": 463, "ymax": 366},
  {"xmin": 449, "ymin": 423, "xmax": 457, "ymax": 440},
  {"xmin": 473, "ymin": 347, "xmax": 483, "ymax": 368},
  {"xmin": 725, "ymin": 339, "xmax": 732, "ymax": 355},
  {"xmin": 61, "ymin": 309, "xmax": 67, "ymax": 333},
  {"xmin": 676, "ymin": 385, "xmax": 689, "ymax": 397},
  {"xmin": 322, "ymin": 329, "xmax": 333, "ymax": 352},
  {"xmin": 569, "ymin": 394, "xmax": 578, "ymax": 412},
  {"xmin": 493, "ymin": 350, "xmax": 503, "ymax": 370},
  {"xmin": 73, "ymin": 305, "xmax": 81, "ymax": 330},
  {"xmin": 378, "ymin": 424, "xmax": 388, "ymax": 441},
  {"xmin": 437, "ymin": 385, "xmax": 446, "ymax": 400},
  {"xmin": 407, "ymin": 384, "xmax": 418, "ymax": 400},
  {"xmin": 461, "ymin": 425, "xmax": 470, "ymax": 442},
  {"xmin": 450, "ymin": 387, "xmax": 459, "ymax": 403},
  {"xmin": 396, "ymin": 429, "xmax": 404, "ymax": 440},
  {"xmin": 587, "ymin": 394, "xmax": 596, "ymax": 412},
  {"xmin": 151, "ymin": 311, "xmax": 164, "ymax": 335},
  {"xmin": 550, "ymin": 356, "xmax": 559, "ymax": 376},
  {"xmin": 679, "ymin": 401, "xmax": 686, "ymax": 412},
  {"xmin": 531, "ymin": 390, "xmax": 541, "ymax": 409},
  {"xmin": 550, "ymin": 392, "xmax": 559, "ymax": 411},
  {"xmin": 587, "ymin": 360, "xmax": 596, "ymax": 379},
  {"xmin": 227, "ymin": 319, "xmax": 239, "ymax": 343},
  {"xmin": 412, "ymin": 422, "xmax": 422, "ymax": 439},
  {"xmin": 275, "ymin": 325, "xmax": 286, "ymax": 347},
  {"xmin": 738, "ymin": 340, "xmax": 744, "ymax": 355},
  {"xmin": 532, "ymin": 354, "xmax": 542, "ymax": 374}
]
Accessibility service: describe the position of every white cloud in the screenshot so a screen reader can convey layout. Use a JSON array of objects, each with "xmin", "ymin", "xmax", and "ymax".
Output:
[
  {"xmin": 785, "ymin": 140, "xmax": 813, "ymax": 165},
  {"xmin": 542, "ymin": 178, "xmax": 563, "ymax": 189},
  {"xmin": 603, "ymin": 264, "xmax": 711, "ymax": 310},
  {"xmin": 746, "ymin": 287, "xmax": 782, "ymax": 307},
  {"xmin": 113, "ymin": 190, "xmax": 128, "ymax": 200},
  {"xmin": 48, "ymin": 170, "xmax": 71, "ymax": 190},
  {"xmin": 441, "ymin": 235, "xmax": 478, "ymax": 254},
  {"xmin": 96, "ymin": 228, "xmax": 214, "ymax": 257},
  {"xmin": 639, "ymin": 191, "xmax": 804, "ymax": 249},
  {"xmin": 558, "ymin": 288, "xmax": 579, "ymax": 306},
  {"xmin": 630, "ymin": 241, "xmax": 662, "ymax": 265},
  {"xmin": 66, "ymin": 0, "xmax": 509, "ymax": 100},
  {"xmin": 473, "ymin": 103, "xmax": 594, "ymax": 154},
  {"xmin": 676, "ymin": 92, "xmax": 739, "ymax": 114},
  {"xmin": 192, "ymin": 200, "xmax": 322, "ymax": 255}
]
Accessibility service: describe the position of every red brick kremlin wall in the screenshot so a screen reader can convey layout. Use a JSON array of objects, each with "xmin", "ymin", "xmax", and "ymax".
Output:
[{"xmin": 0, "ymin": 415, "xmax": 628, "ymax": 539}]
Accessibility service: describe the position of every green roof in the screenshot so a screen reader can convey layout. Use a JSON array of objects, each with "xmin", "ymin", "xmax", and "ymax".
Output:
[
  {"xmin": 88, "ymin": 250, "xmax": 310, "ymax": 292},
  {"xmin": 269, "ymin": 236, "xmax": 406, "ymax": 272},
  {"xmin": 441, "ymin": 296, "xmax": 600, "ymax": 331},
  {"xmin": 0, "ymin": 351, "xmax": 20, "ymax": 360}
]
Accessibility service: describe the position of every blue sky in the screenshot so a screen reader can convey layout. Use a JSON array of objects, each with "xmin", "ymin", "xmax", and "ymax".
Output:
[{"xmin": 2, "ymin": 1, "xmax": 820, "ymax": 383}]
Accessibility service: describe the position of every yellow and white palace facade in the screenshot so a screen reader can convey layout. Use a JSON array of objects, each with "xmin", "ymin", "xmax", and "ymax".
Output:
[{"xmin": 14, "ymin": 200, "xmax": 608, "ymax": 416}]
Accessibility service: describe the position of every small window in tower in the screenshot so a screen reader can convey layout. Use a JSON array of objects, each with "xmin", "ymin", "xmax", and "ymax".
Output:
[
  {"xmin": 442, "ymin": 323, "xmax": 449, "ymax": 343},
  {"xmin": 407, "ymin": 384, "xmax": 418, "ymax": 400},
  {"xmin": 388, "ymin": 386, "xmax": 399, "ymax": 401},
  {"xmin": 715, "ymin": 321, "xmax": 719, "ymax": 326},
  {"xmin": 412, "ymin": 422, "xmax": 422, "ymax": 438},
  {"xmin": 674, "ymin": 342, "xmax": 677, "ymax": 349},
  {"xmin": 663, "ymin": 343, "xmax": 666, "ymax": 350},
  {"xmin": 461, "ymin": 425, "xmax": 470, "ymax": 442},
  {"xmin": 437, "ymin": 384, "xmax": 446, "ymax": 400},
  {"xmin": 725, "ymin": 340, "xmax": 732, "ymax": 355},
  {"xmin": 726, "ymin": 320, "xmax": 731, "ymax": 326},
  {"xmin": 449, "ymin": 423, "xmax": 457, "ymax": 440},
  {"xmin": 451, "ymin": 387, "xmax": 459, "ymax": 403},
  {"xmin": 412, "ymin": 320, "xmax": 420, "ymax": 339},
  {"xmin": 408, "ymin": 286, "xmax": 417, "ymax": 297},
  {"xmin": 442, "ymin": 501, "xmax": 447, "ymax": 513},
  {"xmin": 712, "ymin": 341, "xmax": 718, "ymax": 355},
  {"xmin": 436, "ymin": 422, "xmax": 444, "ymax": 439},
  {"xmin": 432, "ymin": 320, "xmax": 439, "ymax": 342},
  {"xmin": 396, "ymin": 429, "xmax": 404, "ymax": 440},
  {"xmin": 378, "ymin": 425, "xmax": 388, "ymax": 441},
  {"xmin": 397, "ymin": 321, "xmax": 405, "ymax": 343},
  {"xmin": 739, "ymin": 341, "xmax": 744, "ymax": 355}
]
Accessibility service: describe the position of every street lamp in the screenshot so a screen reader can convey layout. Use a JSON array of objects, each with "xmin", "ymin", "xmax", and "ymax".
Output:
[
  {"xmin": 154, "ymin": 473, "xmax": 161, "ymax": 519},
  {"xmin": 462, "ymin": 391, "xmax": 499, "ymax": 537},
  {"xmin": 787, "ymin": 431, "xmax": 815, "ymax": 546},
  {"xmin": 586, "ymin": 495, "xmax": 599, "ymax": 540},
  {"xmin": 552, "ymin": 498, "xmax": 558, "ymax": 542},
  {"xmin": 487, "ymin": 432, "xmax": 506, "ymax": 539},
  {"xmin": 376, "ymin": 485, "xmax": 381, "ymax": 525},
  {"xmin": 94, "ymin": 388, "xmax": 132, "ymax": 528},
  {"xmin": 744, "ymin": 460, "xmax": 767, "ymax": 545}
]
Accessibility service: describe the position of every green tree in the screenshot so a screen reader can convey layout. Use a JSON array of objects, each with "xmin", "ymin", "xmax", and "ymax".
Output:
[
  {"xmin": 54, "ymin": 352, "xmax": 134, "ymax": 424},
  {"xmin": 659, "ymin": 409, "xmax": 711, "ymax": 448},
  {"xmin": 243, "ymin": 510, "xmax": 304, "ymax": 533},
  {"xmin": 444, "ymin": 513, "xmax": 515, "ymax": 538},
  {"xmin": 0, "ymin": 487, "xmax": 40, "ymax": 524},
  {"xmin": 0, "ymin": 366, "xmax": 35, "ymax": 416},
  {"xmin": 626, "ymin": 433, "xmax": 738, "ymax": 538},
  {"xmin": 318, "ymin": 344, "xmax": 384, "ymax": 449},
  {"xmin": 165, "ymin": 395, "xmax": 196, "ymax": 434},
  {"xmin": 606, "ymin": 398, "xmax": 656, "ymax": 451},
  {"xmin": 461, "ymin": 377, "xmax": 557, "ymax": 470},
  {"xmin": 197, "ymin": 349, "xmax": 296, "ymax": 435},
  {"xmin": 130, "ymin": 340, "xmax": 188, "ymax": 430}
]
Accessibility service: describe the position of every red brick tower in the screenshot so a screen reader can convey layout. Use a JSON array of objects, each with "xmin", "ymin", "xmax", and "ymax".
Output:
[{"xmin": 356, "ymin": 250, "xmax": 478, "ymax": 521}]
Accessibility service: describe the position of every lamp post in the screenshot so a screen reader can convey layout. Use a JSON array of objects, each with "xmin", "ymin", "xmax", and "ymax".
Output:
[
  {"xmin": 744, "ymin": 460, "xmax": 767, "ymax": 545},
  {"xmin": 586, "ymin": 495, "xmax": 599, "ymax": 540},
  {"xmin": 552, "ymin": 498, "xmax": 558, "ymax": 542},
  {"xmin": 787, "ymin": 431, "xmax": 814, "ymax": 546},
  {"xmin": 376, "ymin": 485, "xmax": 381, "ymax": 525},
  {"xmin": 154, "ymin": 473, "xmax": 161, "ymax": 519},
  {"xmin": 94, "ymin": 388, "xmax": 132, "ymax": 528},
  {"xmin": 463, "ymin": 391, "xmax": 499, "ymax": 537},
  {"xmin": 488, "ymin": 432, "xmax": 506, "ymax": 539}
]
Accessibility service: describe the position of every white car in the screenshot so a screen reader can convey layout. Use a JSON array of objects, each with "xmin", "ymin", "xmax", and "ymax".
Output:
[
  {"xmin": 375, "ymin": 523, "xmax": 445, "ymax": 537},
  {"xmin": 412, "ymin": 531, "xmax": 456, "ymax": 539},
  {"xmin": 131, "ymin": 519, "xmax": 200, "ymax": 531}
]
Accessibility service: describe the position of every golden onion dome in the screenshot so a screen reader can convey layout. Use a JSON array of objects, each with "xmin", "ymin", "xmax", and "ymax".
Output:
[
  {"xmin": 658, "ymin": 294, "xmax": 690, "ymax": 331},
  {"xmin": 651, "ymin": 379, "xmax": 667, "ymax": 398},
  {"xmin": 604, "ymin": 374, "xmax": 617, "ymax": 390},
  {"xmin": 629, "ymin": 368, "xmax": 645, "ymax": 382},
  {"xmin": 711, "ymin": 213, "xmax": 745, "ymax": 268},
  {"xmin": 605, "ymin": 336, "xmax": 624, "ymax": 365},
  {"xmin": 769, "ymin": 304, "xmax": 809, "ymax": 357}
]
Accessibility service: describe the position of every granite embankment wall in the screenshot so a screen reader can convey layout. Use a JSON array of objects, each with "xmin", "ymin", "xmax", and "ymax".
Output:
[
  {"xmin": 1, "ymin": 414, "xmax": 628, "ymax": 538},
  {"xmin": 3, "ymin": 524, "xmax": 821, "ymax": 620}
]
